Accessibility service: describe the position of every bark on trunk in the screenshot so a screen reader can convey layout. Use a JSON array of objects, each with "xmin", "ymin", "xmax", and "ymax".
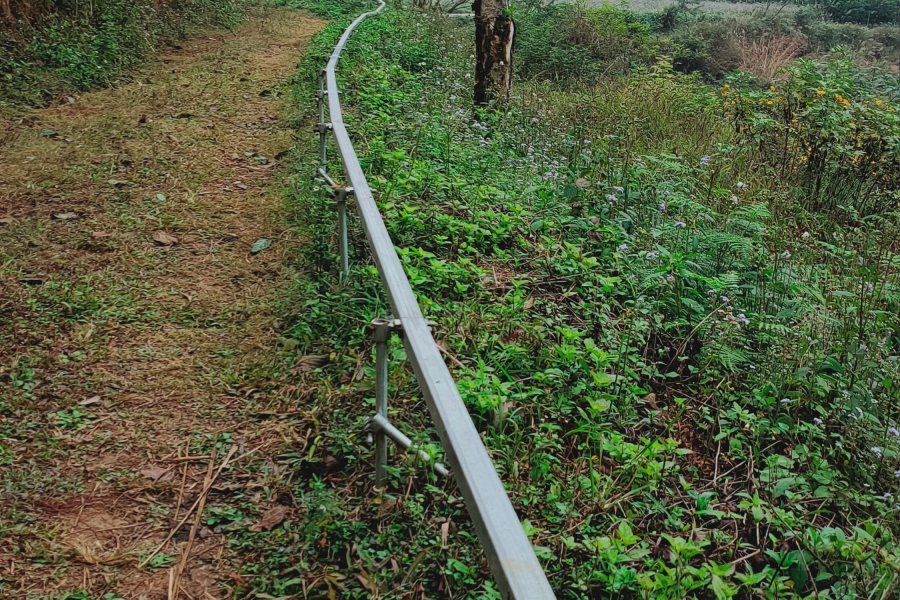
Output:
[{"xmin": 473, "ymin": 0, "xmax": 514, "ymax": 107}]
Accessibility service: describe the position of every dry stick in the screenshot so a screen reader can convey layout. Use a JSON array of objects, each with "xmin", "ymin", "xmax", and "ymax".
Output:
[
  {"xmin": 167, "ymin": 455, "xmax": 212, "ymax": 462},
  {"xmin": 171, "ymin": 436, "xmax": 218, "ymax": 600},
  {"xmin": 170, "ymin": 441, "xmax": 191, "ymax": 553},
  {"xmin": 138, "ymin": 443, "xmax": 239, "ymax": 570},
  {"xmin": 168, "ymin": 567, "xmax": 176, "ymax": 600}
]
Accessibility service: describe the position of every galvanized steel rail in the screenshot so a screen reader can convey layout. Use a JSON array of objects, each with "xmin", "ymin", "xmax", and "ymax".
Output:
[{"xmin": 314, "ymin": 4, "xmax": 556, "ymax": 599}]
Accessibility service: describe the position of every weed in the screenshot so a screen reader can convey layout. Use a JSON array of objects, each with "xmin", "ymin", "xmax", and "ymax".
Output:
[{"xmin": 269, "ymin": 3, "xmax": 900, "ymax": 598}]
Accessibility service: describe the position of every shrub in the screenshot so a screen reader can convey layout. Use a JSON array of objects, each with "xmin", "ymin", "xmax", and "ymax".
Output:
[
  {"xmin": 514, "ymin": 4, "xmax": 601, "ymax": 81},
  {"xmin": 821, "ymin": 0, "xmax": 896, "ymax": 25},
  {"xmin": 515, "ymin": 2, "xmax": 661, "ymax": 81},
  {"xmin": 672, "ymin": 19, "xmax": 743, "ymax": 77},
  {"xmin": 0, "ymin": 0, "xmax": 247, "ymax": 105},
  {"xmin": 724, "ymin": 54, "xmax": 900, "ymax": 215}
]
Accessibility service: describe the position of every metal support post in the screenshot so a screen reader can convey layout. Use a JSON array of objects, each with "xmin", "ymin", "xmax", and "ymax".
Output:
[
  {"xmin": 317, "ymin": 69, "xmax": 327, "ymax": 170},
  {"xmin": 370, "ymin": 318, "xmax": 395, "ymax": 487},
  {"xmin": 334, "ymin": 187, "xmax": 354, "ymax": 280}
]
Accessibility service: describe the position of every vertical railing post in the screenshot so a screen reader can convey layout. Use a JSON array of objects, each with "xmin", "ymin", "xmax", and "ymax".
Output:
[
  {"xmin": 317, "ymin": 68, "xmax": 327, "ymax": 170},
  {"xmin": 370, "ymin": 318, "xmax": 394, "ymax": 487},
  {"xmin": 335, "ymin": 187, "xmax": 353, "ymax": 281}
]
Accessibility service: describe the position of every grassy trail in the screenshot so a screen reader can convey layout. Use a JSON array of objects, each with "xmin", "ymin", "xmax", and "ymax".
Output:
[{"xmin": 0, "ymin": 9, "xmax": 324, "ymax": 599}]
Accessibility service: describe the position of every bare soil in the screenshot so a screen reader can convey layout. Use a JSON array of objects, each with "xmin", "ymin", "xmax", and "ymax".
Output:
[{"xmin": 0, "ymin": 8, "xmax": 325, "ymax": 599}]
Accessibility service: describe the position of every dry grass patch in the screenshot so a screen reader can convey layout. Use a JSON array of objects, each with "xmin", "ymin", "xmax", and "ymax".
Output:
[{"xmin": 0, "ymin": 7, "xmax": 325, "ymax": 599}]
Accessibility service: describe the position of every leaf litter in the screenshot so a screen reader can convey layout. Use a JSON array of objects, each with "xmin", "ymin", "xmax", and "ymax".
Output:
[{"xmin": 0, "ymin": 10, "xmax": 325, "ymax": 599}]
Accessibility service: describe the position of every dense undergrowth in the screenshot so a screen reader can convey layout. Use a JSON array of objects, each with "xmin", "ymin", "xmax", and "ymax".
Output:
[
  {"xmin": 706, "ymin": 0, "xmax": 896, "ymax": 26},
  {"xmin": 229, "ymin": 2, "xmax": 900, "ymax": 600},
  {"xmin": 513, "ymin": 0, "xmax": 899, "ymax": 85},
  {"xmin": 0, "ymin": 0, "xmax": 249, "ymax": 107}
]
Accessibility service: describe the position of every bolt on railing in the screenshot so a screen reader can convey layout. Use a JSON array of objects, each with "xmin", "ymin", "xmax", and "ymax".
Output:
[{"xmin": 313, "ymin": 3, "xmax": 556, "ymax": 599}]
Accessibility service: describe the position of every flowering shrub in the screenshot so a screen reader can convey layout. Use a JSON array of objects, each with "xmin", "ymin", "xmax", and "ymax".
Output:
[{"xmin": 722, "ymin": 54, "xmax": 900, "ymax": 215}]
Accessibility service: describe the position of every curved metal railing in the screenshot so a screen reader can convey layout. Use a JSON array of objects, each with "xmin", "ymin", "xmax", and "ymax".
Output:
[{"xmin": 313, "ymin": 4, "xmax": 556, "ymax": 599}]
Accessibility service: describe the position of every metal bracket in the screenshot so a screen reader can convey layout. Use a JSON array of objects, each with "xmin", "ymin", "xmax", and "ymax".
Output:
[
  {"xmin": 317, "ymin": 122, "xmax": 333, "ymax": 135},
  {"xmin": 364, "ymin": 414, "xmax": 449, "ymax": 478},
  {"xmin": 334, "ymin": 186, "xmax": 355, "ymax": 200},
  {"xmin": 366, "ymin": 318, "xmax": 449, "ymax": 484},
  {"xmin": 369, "ymin": 318, "xmax": 402, "ymax": 340}
]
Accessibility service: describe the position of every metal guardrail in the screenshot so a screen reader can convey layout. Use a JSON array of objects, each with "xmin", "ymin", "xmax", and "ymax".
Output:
[{"xmin": 314, "ymin": 4, "xmax": 556, "ymax": 599}]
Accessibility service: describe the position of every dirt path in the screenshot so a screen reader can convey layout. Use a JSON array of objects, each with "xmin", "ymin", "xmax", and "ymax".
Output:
[{"xmin": 0, "ymin": 9, "xmax": 324, "ymax": 599}]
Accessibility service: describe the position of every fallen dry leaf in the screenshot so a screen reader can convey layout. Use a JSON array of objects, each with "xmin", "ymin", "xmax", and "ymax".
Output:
[
  {"xmin": 641, "ymin": 393, "xmax": 661, "ymax": 411},
  {"xmin": 140, "ymin": 466, "xmax": 174, "ymax": 482},
  {"xmin": 377, "ymin": 498, "xmax": 397, "ymax": 517},
  {"xmin": 248, "ymin": 505, "xmax": 290, "ymax": 532},
  {"xmin": 152, "ymin": 230, "xmax": 178, "ymax": 245},
  {"xmin": 91, "ymin": 231, "xmax": 111, "ymax": 238},
  {"xmin": 52, "ymin": 212, "xmax": 78, "ymax": 220},
  {"xmin": 294, "ymin": 354, "xmax": 327, "ymax": 374},
  {"xmin": 79, "ymin": 395, "xmax": 101, "ymax": 406}
]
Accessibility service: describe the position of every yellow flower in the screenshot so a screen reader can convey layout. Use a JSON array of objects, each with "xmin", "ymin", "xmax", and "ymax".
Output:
[{"xmin": 816, "ymin": 89, "xmax": 825, "ymax": 95}]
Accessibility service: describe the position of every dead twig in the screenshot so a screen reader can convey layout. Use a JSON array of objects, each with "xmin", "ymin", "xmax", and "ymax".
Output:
[
  {"xmin": 138, "ymin": 442, "xmax": 239, "ymax": 570},
  {"xmin": 171, "ymin": 435, "xmax": 218, "ymax": 599}
]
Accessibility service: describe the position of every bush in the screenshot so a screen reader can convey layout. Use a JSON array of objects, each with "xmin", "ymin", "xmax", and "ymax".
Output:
[
  {"xmin": 672, "ymin": 19, "xmax": 742, "ymax": 77},
  {"xmin": 0, "ymin": 0, "xmax": 247, "ymax": 105},
  {"xmin": 723, "ymin": 54, "xmax": 900, "ymax": 215},
  {"xmin": 515, "ymin": 2, "xmax": 662, "ymax": 81},
  {"xmin": 821, "ymin": 0, "xmax": 896, "ymax": 25}
]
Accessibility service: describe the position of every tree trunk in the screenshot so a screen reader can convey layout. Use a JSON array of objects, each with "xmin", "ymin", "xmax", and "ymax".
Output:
[{"xmin": 472, "ymin": 0, "xmax": 514, "ymax": 107}]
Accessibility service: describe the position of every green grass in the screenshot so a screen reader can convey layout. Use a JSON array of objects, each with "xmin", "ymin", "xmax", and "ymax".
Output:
[{"xmin": 225, "ymin": 2, "xmax": 900, "ymax": 599}]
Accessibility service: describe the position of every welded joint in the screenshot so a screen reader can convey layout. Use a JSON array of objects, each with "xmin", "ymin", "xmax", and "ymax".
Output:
[
  {"xmin": 369, "ymin": 318, "xmax": 402, "ymax": 341},
  {"xmin": 334, "ymin": 186, "xmax": 355, "ymax": 202},
  {"xmin": 366, "ymin": 318, "xmax": 438, "ymax": 341}
]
